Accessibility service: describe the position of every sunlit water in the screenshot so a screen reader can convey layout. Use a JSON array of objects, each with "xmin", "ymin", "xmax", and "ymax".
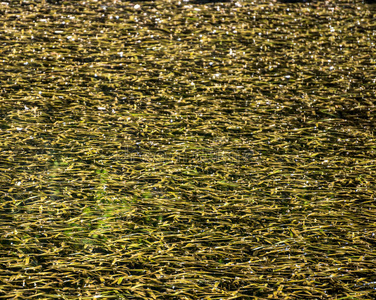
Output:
[{"xmin": 0, "ymin": 0, "xmax": 375, "ymax": 298}]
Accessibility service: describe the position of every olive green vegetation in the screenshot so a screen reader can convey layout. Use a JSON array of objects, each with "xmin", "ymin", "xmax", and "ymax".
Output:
[{"xmin": 0, "ymin": 0, "xmax": 376, "ymax": 299}]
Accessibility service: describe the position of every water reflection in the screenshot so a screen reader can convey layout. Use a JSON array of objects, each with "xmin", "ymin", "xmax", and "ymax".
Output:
[{"xmin": 1, "ymin": 0, "xmax": 375, "ymax": 298}]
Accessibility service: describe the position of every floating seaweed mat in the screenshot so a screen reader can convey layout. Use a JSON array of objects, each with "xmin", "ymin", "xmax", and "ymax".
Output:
[{"xmin": 0, "ymin": 0, "xmax": 376, "ymax": 299}]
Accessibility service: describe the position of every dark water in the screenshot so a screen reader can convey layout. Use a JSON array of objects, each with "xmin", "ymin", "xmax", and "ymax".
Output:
[{"xmin": 0, "ymin": 0, "xmax": 376, "ymax": 298}]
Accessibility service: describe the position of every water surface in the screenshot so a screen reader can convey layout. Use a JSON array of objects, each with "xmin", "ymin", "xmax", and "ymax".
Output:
[{"xmin": 0, "ymin": 0, "xmax": 375, "ymax": 298}]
